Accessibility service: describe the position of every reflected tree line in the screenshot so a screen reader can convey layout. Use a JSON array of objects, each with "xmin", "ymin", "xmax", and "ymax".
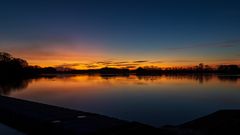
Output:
[
  {"xmin": 0, "ymin": 52, "xmax": 240, "ymax": 95},
  {"xmin": 100, "ymin": 74, "xmax": 240, "ymax": 84},
  {"xmin": 1, "ymin": 74, "xmax": 239, "ymax": 95},
  {"xmin": 0, "ymin": 77, "xmax": 31, "ymax": 95}
]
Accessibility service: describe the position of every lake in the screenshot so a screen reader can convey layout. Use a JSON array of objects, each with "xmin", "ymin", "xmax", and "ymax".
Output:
[{"xmin": 1, "ymin": 74, "xmax": 240, "ymax": 127}]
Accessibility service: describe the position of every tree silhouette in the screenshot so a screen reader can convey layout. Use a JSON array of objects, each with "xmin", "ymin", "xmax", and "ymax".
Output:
[
  {"xmin": 217, "ymin": 65, "xmax": 239, "ymax": 73},
  {"xmin": 0, "ymin": 52, "xmax": 239, "ymax": 76},
  {"xmin": 0, "ymin": 52, "xmax": 28, "ymax": 76}
]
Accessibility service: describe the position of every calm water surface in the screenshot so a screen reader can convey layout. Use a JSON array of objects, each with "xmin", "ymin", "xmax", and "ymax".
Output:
[{"xmin": 1, "ymin": 74, "xmax": 240, "ymax": 127}]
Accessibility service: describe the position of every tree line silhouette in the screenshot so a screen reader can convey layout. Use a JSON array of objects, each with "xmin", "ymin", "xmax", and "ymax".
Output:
[
  {"xmin": 0, "ymin": 52, "xmax": 58, "ymax": 77},
  {"xmin": 0, "ymin": 52, "xmax": 239, "ymax": 76},
  {"xmin": 0, "ymin": 52, "xmax": 28, "ymax": 76}
]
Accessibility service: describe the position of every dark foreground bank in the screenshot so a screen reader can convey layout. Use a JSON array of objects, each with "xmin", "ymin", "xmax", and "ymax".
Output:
[
  {"xmin": 0, "ymin": 96, "xmax": 158, "ymax": 135},
  {"xmin": 0, "ymin": 96, "xmax": 239, "ymax": 135}
]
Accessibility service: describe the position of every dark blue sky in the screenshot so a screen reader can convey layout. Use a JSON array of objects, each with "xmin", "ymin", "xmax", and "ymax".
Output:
[{"xmin": 0, "ymin": 0, "xmax": 240, "ymax": 68}]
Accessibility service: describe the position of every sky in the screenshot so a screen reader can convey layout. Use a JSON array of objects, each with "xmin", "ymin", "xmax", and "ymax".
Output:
[{"xmin": 0, "ymin": 0, "xmax": 240, "ymax": 69}]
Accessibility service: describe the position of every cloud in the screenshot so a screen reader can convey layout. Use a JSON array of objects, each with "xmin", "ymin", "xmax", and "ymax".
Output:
[
  {"xmin": 133, "ymin": 60, "xmax": 148, "ymax": 63},
  {"xmin": 207, "ymin": 58, "xmax": 240, "ymax": 62},
  {"xmin": 86, "ymin": 60, "xmax": 153, "ymax": 69},
  {"xmin": 150, "ymin": 61, "xmax": 164, "ymax": 63},
  {"xmin": 29, "ymin": 58, "xmax": 163, "ymax": 69},
  {"xmin": 86, "ymin": 64, "xmax": 100, "ymax": 69},
  {"xmin": 170, "ymin": 60, "xmax": 197, "ymax": 63},
  {"xmin": 220, "ymin": 39, "xmax": 240, "ymax": 44},
  {"xmin": 113, "ymin": 61, "xmax": 129, "ymax": 64},
  {"xmin": 55, "ymin": 63, "xmax": 81, "ymax": 68},
  {"xmin": 166, "ymin": 39, "xmax": 240, "ymax": 50},
  {"xmin": 218, "ymin": 44, "xmax": 237, "ymax": 48},
  {"xmin": 96, "ymin": 61, "xmax": 113, "ymax": 65},
  {"xmin": 95, "ymin": 61, "xmax": 140, "ymax": 66},
  {"xmin": 108, "ymin": 63, "xmax": 139, "ymax": 67}
]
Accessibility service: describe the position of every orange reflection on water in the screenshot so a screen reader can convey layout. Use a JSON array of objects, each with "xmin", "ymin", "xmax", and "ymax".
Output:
[
  {"xmin": 5, "ymin": 74, "xmax": 240, "ymax": 127},
  {"xmin": 8, "ymin": 74, "xmax": 240, "ymax": 100},
  {"xmin": 31, "ymin": 74, "xmax": 240, "ymax": 88}
]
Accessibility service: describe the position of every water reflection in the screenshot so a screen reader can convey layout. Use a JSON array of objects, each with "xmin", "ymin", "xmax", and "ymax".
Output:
[
  {"xmin": 164, "ymin": 74, "xmax": 215, "ymax": 84},
  {"xmin": 3, "ymin": 74, "xmax": 240, "ymax": 127},
  {"xmin": 0, "ymin": 77, "xmax": 30, "ymax": 95},
  {"xmin": 100, "ymin": 74, "xmax": 130, "ymax": 80},
  {"xmin": 217, "ymin": 75, "xmax": 240, "ymax": 82},
  {"xmin": 1, "ymin": 74, "xmax": 239, "ymax": 95},
  {"xmin": 0, "ymin": 75, "xmax": 64, "ymax": 95}
]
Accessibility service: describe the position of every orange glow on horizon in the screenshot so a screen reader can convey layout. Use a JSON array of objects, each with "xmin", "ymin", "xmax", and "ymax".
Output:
[{"xmin": 4, "ymin": 48, "xmax": 240, "ymax": 70}]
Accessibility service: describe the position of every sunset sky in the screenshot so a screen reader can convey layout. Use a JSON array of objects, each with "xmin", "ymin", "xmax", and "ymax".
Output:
[{"xmin": 0, "ymin": 0, "xmax": 240, "ymax": 69}]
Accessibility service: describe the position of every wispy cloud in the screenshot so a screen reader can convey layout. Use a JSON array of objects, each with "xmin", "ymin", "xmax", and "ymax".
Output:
[
  {"xmin": 150, "ymin": 61, "xmax": 164, "ymax": 64},
  {"xmin": 95, "ymin": 61, "xmax": 113, "ymax": 65},
  {"xmin": 86, "ymin": 64, "xmax": 100, "ymax": 69},
  {"xmin": 170, "ymin": 60, "xmax": 197, "ymax": 63},
  {"xmin": 133, "ymin": 60, "xmax": 148, "ymax": 63},
  {"xmin": 218, "ymin": 44, "xmax": 237, "ymax": 48},
  {"xmin": 81, "ymin": 60, "xmax": 155, "ymax": 69},
  {"xmin": 54, "ymin": 63, "xmax": 82, "ymax": 68},
  {"xmin": 166, "ymin": 39, "xmax": 240, "ymax": 50},
  {"xmin": 51, "ymin": 59, "xmax": 172, "ymax": 69}
]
